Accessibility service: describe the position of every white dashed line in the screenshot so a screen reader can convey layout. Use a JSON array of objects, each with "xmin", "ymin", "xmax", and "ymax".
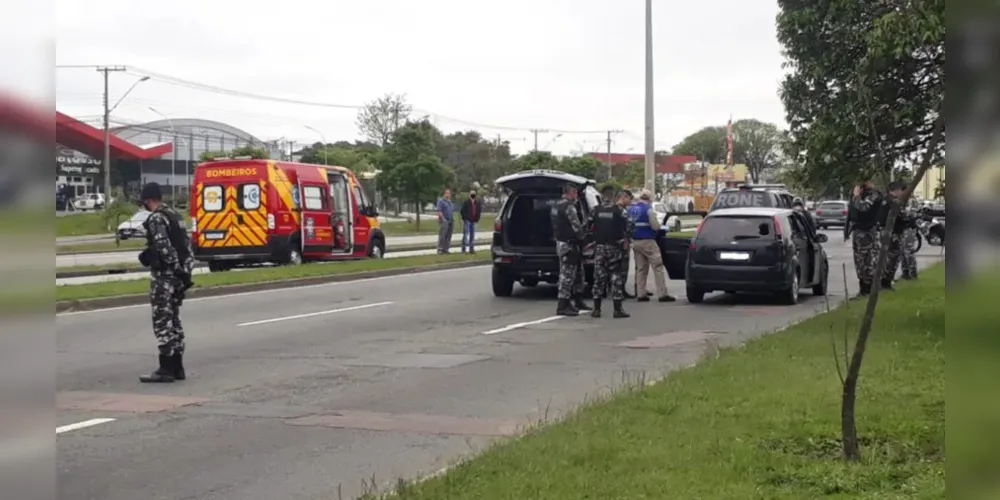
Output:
[
  {"xmin": 481, "ymin": 315, "xmax": 564, "ymax": 335},
  {"xmin": 237, "ymin": 301, "xmax": 394, "ymax": 327},
  {"xmin": 56, "ymin": 418, "xmax": 116, "ymax": 434}
]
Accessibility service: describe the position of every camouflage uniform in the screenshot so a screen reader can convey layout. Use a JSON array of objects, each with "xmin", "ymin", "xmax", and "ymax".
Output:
[
  {"xmin": 591, "ymin": 204, "xmax": 634, "ymax": 301},
  {"xmin": 144, "ymin": 206, "xmax": 195, "ymax": 358},
  {"xmin": 900, "ymin": 210, "xmax": 919, "ymax": 279},
  {"xmin": 850, "ymin": 189, "xmax": 883, "ymax": 294}
]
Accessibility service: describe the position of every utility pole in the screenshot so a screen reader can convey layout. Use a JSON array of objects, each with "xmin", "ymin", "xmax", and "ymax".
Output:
[
  {"xmin": 98, "ymin": 66, "xmax": 126, "ymax": 198},
  {"xmin": 605, "ymin": 129, "xmax": 623, "ymax": 179},
  {"xmin": 530, "ymin": 129, "xmax": 549, "ymax": 151},
  {"xmin": 643, "ymin": 0, "xmax": 656, "ymax": 193}
]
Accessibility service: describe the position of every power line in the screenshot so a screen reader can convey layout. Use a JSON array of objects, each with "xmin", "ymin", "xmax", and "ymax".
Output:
[{"xmin": 59, "ymin": 64, "xmax": 614, "ymax": 135}]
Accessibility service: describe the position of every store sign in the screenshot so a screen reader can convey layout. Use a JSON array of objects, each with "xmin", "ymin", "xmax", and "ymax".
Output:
[{"xmin": 57, "ymin": 155, "xmax": 102, "ymax": 176}]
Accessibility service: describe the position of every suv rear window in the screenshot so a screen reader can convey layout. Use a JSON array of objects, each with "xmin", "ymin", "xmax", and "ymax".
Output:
[
  {"xmin": 711, "ymin": 190, "xmax": 773, "ymax": 210},
  {"xmin": 698, "ymin": 216, "xmax": 776, "ymax": 244}
]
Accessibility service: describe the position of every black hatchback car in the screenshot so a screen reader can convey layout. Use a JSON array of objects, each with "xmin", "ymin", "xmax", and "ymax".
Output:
[
  {"xmin": 708, "ymin": 185, "xmax": 795, "ymax": 212},
  {"xmin": 490, "ymin": 170, "xmax": 601, "ymax": 296},
  {"xmin": 683, "ymin": 207, "xmax": 830, "ymax": 305}
]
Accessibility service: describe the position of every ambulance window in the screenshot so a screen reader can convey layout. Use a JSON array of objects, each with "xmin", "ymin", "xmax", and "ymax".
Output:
[
  {"xmin": 238, "ymin": 184, "xmax": 261, "ymax": 210},
  {"xmin": 302, "ymin": 185, "xmax": 327, "ymax": 210},
  {"xmin": 203, "ymin": 185, "xmax": 224, "ymax": 212}
]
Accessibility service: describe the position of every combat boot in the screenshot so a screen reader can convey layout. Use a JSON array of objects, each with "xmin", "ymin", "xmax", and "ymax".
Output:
[
  {"xmin": 172, "ymin": 354, "xmax": 186, "ymax": 381},
  {"xmin": 613, "ymin": 300, "xmax": 630, "ymax": 318},
  {"xmin": 881, "ymin": 279, "xmax": 895, "ymax": 291},
  {"xmin": 139, "ymin": 355, "xmax": 176, "ymax": 383},
  {"xmin": 590, "ymin": 298, "xmax": 602, "ymax": 318},
  {"xmin": 856, "ymin": 281, "xmax": 871, "ymax": 298},
  {"xmin": 572, "ymin": 296, "xmax": 592, "ymax": 311},
  {"xmin": 556, "ymin": 299, "xmax": 579, "ymax": 316}
]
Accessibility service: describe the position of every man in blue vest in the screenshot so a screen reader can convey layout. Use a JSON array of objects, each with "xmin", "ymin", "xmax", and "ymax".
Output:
[{"xmin": 628, "ymin": 189, "xmax": 674, "ymax": 302}]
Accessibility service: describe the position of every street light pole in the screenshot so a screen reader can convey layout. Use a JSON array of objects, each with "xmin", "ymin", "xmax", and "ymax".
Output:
[
  {"xmin": 98, "ymin": 68, "xmax": 148, "ymax": 198},
  {"xmin": 304, "ymin": 126, "xmax": 328, "ymax": 165},
  {"xmin": 643, "ymin": 0, "xmax": 656, "ymax": 193}
]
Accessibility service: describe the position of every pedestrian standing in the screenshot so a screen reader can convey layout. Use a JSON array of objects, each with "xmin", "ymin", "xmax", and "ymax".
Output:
[
  {"xmin": 628, "ymin": 189, "xmax": 675, "ymax": 302},
  {"xmin": 846, "ymin": 180, "xmax": 884, "ymax": 296},
  {"xmin": 436, "ymin": 188, "xmax": 454, "ymax": 254},
  {"xmin": 878, "ymin": 181, "xmax": 914, "ymax": 289},
  {"xmin": 551, "ymin": 183, "xmax": 591, "ymax": 316},
  {"xmin": 618, "ymin": 189, "xmax": 637, "ymax": 299},
  {"xmin": 137, "ymin": 182, "xmax": 194, "ymax": 384},
  {"xmin": 459, "ymin": 188, "xmax": 482, "ymax": 253},
  {"xmin": 589, "ymin": 186, "xmax": 632, "ymax": 318}
]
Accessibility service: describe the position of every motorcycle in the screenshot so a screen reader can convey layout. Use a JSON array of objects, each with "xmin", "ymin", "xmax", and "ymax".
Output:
[{"xmin": 917, "ymin": 217, "xmax": 945, "ymax": 247}]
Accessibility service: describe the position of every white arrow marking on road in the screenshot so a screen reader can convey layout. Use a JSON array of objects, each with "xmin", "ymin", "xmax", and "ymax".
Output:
[
  {"xmin": 481, "ymin": 315, "xmax": 564, "ymax": 335},
  {"xmin": 56, "ymin": 418, "xmax": 116, "ymax": 434},
  {"xmin": 237, "ymin": 301, "xmax": 394, "ymax": 327}
]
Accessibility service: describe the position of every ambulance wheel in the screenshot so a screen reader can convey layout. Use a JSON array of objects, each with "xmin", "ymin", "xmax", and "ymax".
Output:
[{"xmin": 368, "ymin": 237, "xmax": 385, "ymax": 259}]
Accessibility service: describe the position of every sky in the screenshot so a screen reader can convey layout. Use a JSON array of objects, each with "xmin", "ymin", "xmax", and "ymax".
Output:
[{"xmin": 53, "ymin": 0, "xmax": 788, "ymax": 157}]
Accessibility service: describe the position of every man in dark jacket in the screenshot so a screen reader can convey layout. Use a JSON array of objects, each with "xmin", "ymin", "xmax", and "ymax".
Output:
[{"xmin": 459, "ymin": 189, "xmax": 483, "ymax": 253}]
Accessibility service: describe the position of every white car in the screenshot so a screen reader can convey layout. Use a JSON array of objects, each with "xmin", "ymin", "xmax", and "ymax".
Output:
[
  {"xmin": 651, "ymin": 202, "xmax": 682, "ymax": 232},
  {"xmin": 117, "ymin": 211, "xmax": 150, "ymax": 240},
  {"xmin": 72, "ymin": 193, "xmax": 107, "ymax": 211}
]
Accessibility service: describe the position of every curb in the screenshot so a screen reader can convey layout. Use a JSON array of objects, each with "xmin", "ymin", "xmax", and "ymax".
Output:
[
  {"xmin": 56, "ymin": 259, "xmax": 491, "ymax": 313},
  {"xmin": 56, "ymin": 239, "xmax": 494, "ymax": 278}
]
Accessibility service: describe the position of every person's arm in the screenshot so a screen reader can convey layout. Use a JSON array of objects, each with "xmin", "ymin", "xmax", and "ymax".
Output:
[
  {"xmin": 459, "ymin": 200, "xmax": 470, "ymax": 221},
  {"xmin": 149, "ymin": 213, "xmax": 181, "ymax": 272},
  {"xmin": 436, "ymin": 200, "xmax": 445, "ymax": 222},
  {"xmin": 474, "ymin": 200, "xmax": 482, "ymax": 222},
  {"xmin": 567, "ymin": 204, "xmax": 585, "ymax": 240},
  {"xmin": 647, "ymin": 206, "xmax": 662, "ymax": 232}
]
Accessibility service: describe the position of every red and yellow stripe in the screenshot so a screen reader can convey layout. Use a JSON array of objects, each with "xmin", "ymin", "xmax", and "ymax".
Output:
[{"xmin": 194, "ymin": 181, "xmax": 269, "ymax": 248}]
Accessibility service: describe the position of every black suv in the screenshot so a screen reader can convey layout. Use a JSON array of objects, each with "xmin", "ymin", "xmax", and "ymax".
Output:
[
  {"xmin": 490, "ymin": 170, "xmax": 601, "ymax": 296},
  {"xmin": 682, "ymin": 207, "xmax": 830, "ymax": 305}
]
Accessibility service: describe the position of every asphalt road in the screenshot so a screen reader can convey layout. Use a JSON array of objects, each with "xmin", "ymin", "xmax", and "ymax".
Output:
[{"xmin": 54, "ymin": 230, "xmax": 944, "ymax": 500}]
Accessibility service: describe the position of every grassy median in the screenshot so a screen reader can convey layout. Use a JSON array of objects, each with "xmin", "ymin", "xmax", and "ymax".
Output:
[
  {"xmin": 56, "ymin": 252, "xmax": 491, "ymax": 302},
  {"xmin": 374, "ymin": 263, "xmax": 945, "ymax": 500}
]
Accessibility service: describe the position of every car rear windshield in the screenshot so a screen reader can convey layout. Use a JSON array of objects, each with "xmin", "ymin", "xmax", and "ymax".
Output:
[
  {"xmin": 710, "ymin": 190, "xmax": 773, "ymax": 210},
  {"xmin": 698, "ymin": 216, "xmax": 776, "ymax": 243},
  {"xmin": 818, "ymin": 202, "xmax": 847, "ymax": 210},
  {"xmin": 504, "ymin": 193, "xmax": 564, "ymax": 247}
]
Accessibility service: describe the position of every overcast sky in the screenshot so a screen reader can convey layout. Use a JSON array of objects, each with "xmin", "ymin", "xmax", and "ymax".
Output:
[{"xmin": 54, "ymin": 0, "xmax": 787, "ymax": 156}]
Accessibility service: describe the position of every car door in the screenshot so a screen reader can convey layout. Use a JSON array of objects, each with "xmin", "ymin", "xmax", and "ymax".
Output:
[
  {"xmin": 297, "ymin": 180, "xmax": 334, "ymax": 254},
  {"xmin": 787, "ymin": 214, "xmax": 812, "ymax": 286}
]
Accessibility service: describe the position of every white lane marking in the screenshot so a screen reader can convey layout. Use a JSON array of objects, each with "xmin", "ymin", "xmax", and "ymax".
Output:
[
  {"xmin": 481, "ymin": 315, "xmax": 564, "ymax": 335},
  {"xmin": 56, "ymin": 418, "xmax": 116, "ymax": 434},
  {"xmin": 237, "ymin": 301, "xmax": 394, "ymax": 327},
  {"xmin": 57, "ymin": 265, "xmax": 486, "ymax": 317}
]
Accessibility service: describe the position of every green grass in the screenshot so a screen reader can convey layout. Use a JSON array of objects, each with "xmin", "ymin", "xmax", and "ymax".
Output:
[
  {"xmin": 373, "ymin": 263, "xmax": 945, "ymax": 500},
  {"xmin": 57, "ymin": 210, "xmax": 136, "ymax": 237},
  {"xmin": 56, "ymin": 252, "xmax": 490, "ymax": 302}
]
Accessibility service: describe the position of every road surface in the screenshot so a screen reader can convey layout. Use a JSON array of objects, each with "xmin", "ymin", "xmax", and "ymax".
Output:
[{"xmin": 54, "ymin": 230, "xmax": 944, "ymax": 500}]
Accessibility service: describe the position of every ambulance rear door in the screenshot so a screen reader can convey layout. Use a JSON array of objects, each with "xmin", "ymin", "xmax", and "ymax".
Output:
[{"xmin": 297, "ymin": 177, "xmax": 335, "ymax": 254}]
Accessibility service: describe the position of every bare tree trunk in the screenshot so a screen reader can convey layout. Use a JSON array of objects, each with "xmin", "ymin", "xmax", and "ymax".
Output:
[
  {"xmin": 414, "ymin": 202, "xmax": 421, "ymax": 232},
  {"xmin": 841, "ymin": 117, "xmax": 944, "ymax": 461}
]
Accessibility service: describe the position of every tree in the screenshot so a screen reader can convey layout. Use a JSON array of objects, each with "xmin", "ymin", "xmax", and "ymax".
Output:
[
  {"xmin": 436, "ymin": 131, "xmax": 514, "ymax": 193},
  {"xmin": 777, "ymin": 0, "xmax": 944, "ymax": 462},
  {"xmin": 511, "ymin": 151, "xmax": 561, "ymax": 172},
  {"xmin": 731, "ymin": 119, "xmax": 784, "ymax": 183},
  {"xmin": 558, "ymin": 155, "xmax": 603, "ymax": 180},
  {"xmin": 356, "ymin": 93, "xmax": 413, "ymax": 147},
  {"xmin": 300, "ymin": 144, "xmax": 374, "ymax": 172},
  {"xmin": 377, "ymin": 120, "xmax": 454, "ymax": 230},
  {"xmin": 671, "ymin": 126, "xmax": 727, "ymax": 163}
]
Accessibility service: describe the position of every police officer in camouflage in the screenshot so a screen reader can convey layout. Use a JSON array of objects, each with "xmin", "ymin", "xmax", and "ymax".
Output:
[
  {"xmin": 878, "ymin": 180, "xmax": 918, "ymax": 289},
  {"xmin": 137, "ymin": 182, "xmax": 195, "ymax": 383},
  {"xmin": 551, "ymin": 183, "xmax": 591, "ymax": 316},
  {"xmin": 588, "ymin": 186, "xmax": 632, "ymax": 318},
  {"xmin": 845, "ymin": 180, "xmax": 884, "ymax": 296}
]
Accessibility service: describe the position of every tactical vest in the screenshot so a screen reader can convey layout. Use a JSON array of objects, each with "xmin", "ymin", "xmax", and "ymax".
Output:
[
  {"xmin": 551, "ymin": 198, "xmax": 578, "ymax": 242},
  {"xmin": 592, "ymin": 204, "xmax": 627, "ymax": 244},
  {"xmin": 851, "ymin": 193, "xmax": 882, "ymax": 231},
  {"xmin": 628, "ymin": 201, "xmax": 656, "ymax": 240},
  {"xmin": 144, "ymin": 207, "xmax": 191, "ymax": 269}
]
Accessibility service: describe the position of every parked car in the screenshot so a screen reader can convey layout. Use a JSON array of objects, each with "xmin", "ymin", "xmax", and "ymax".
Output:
[
  {"xmin": 490, "ymin": 170, "xmax": 601, "ymax": 296},
  {"xmin": 814, "ymin": 200, "xmax": 849, "ymax": 228},
  {"xmin": 682, "ymin": 207, "xmax": 830, "ymax": 305},
  {"xmin": 117, "ymin": 210, "xmax": 150, "ymax": 240},
  {"xmin": 72, "ymin": 193, "xmax": 106, "ymax": 211}
]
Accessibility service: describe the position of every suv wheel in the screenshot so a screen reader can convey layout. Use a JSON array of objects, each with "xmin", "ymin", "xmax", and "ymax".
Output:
[
  {"xmin": 686, "ymin": 285, "xmax": 705, "ymax": 303},
  {"xmin": 492, "ymin": 267, "xmax": 515, "ymax": 297},
  {"xmin": 781, "ymin": 270, "xmax": 800, "ymax": 305},
  {"xmin": 812, "ymin": 263, "xmax": 829, "ymax": 296}
]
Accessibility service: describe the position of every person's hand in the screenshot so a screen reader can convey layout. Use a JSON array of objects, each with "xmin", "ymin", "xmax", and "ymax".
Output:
[{"xmin": 852, "ymin": 185, "xmax": 862, "ymax": 198}]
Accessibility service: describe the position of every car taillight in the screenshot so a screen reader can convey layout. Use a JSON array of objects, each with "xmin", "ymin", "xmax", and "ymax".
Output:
[
  {"xmin": 815, "ymin": 210, "xmax": 822, "ymax": 215},
  {"xmin": 773, "ymin": 215, "xmax": 783, "ymax": 239},
  {"xmin": 267, "ymin": 213, "xmax": 275, "ymax": 230},
  {"xmin": 494, "ymin": 219, "xmax": 502, "ymax": 232},
  {"xmin": 694, "ymin": 218, "xmax": 706, "ymax": 233},
  {"xmin": 841, "ymin": 209, "xmax": 848, "ymax": 215}
]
